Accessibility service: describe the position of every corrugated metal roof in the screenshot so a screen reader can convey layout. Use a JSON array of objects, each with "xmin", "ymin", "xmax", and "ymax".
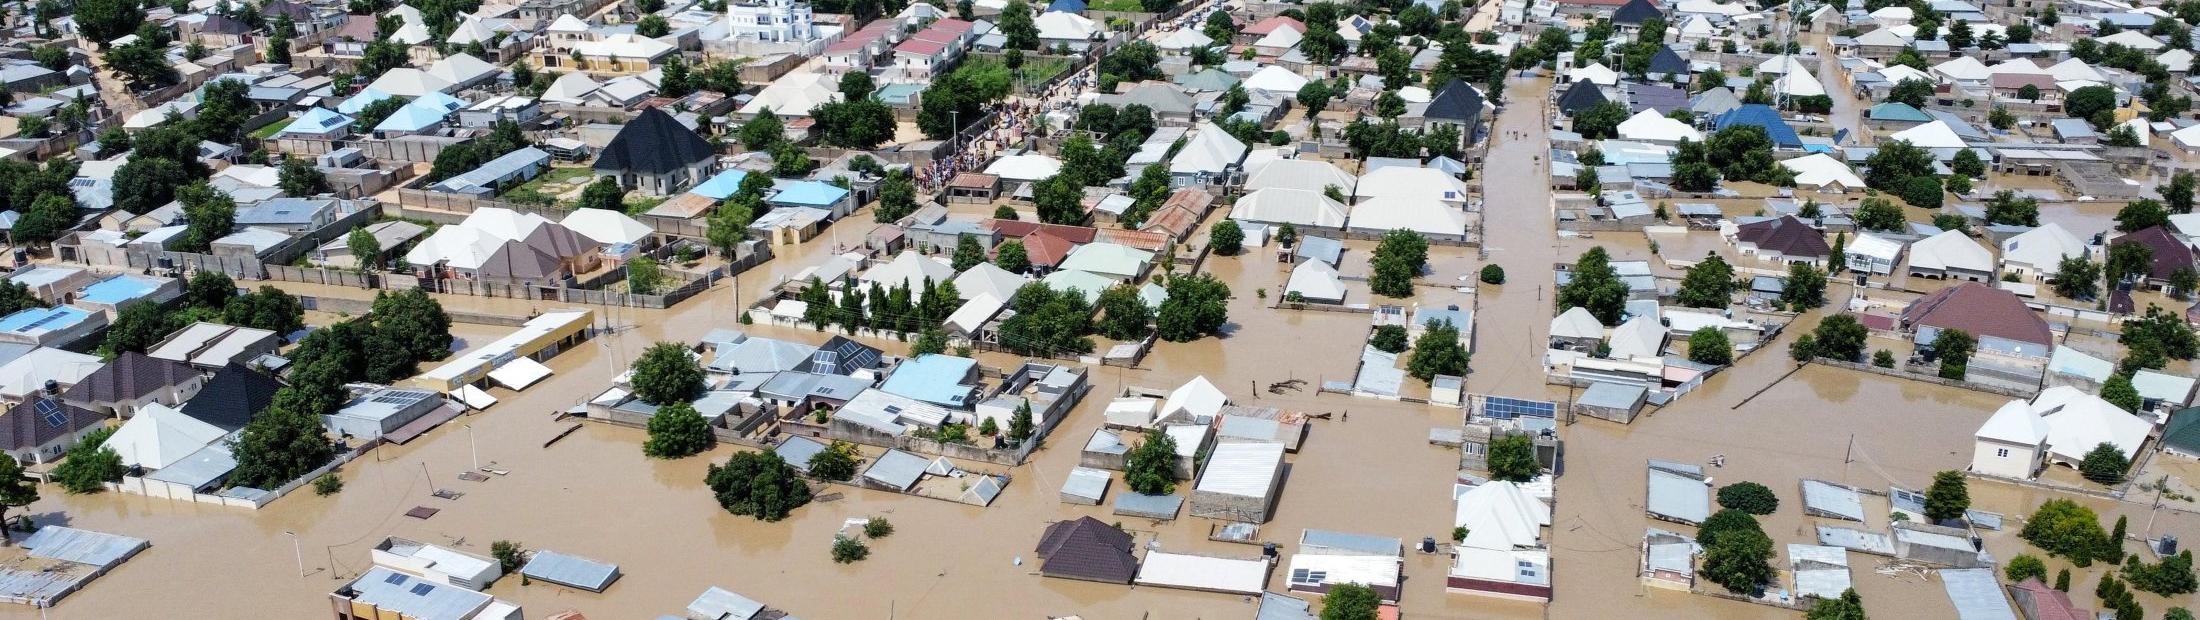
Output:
[
  {"xmin": 1061, "ymin": 467, "xmax": 1110, "ymax": 501},
  {"xmin": 862, "ymin": 449, "xmax": 928, "ymax": 491},
  {"xmin": 1799, "ymin": 479, "xmax": 1866, "ymax": 522},
  {"xmin": 1194, "ymin": 442, "xmax": 1284, "ymax": 498},
  {"xmin": 1941, "ymin": 568, "xmax": 2019, "ymax": 620},
  {"xmin": 520, "ymin": 550, "xmax": 620, "ymax": 592},
  {"xmin": 23, "ymin": 527, "xmax": 148, "ymax": 567},
  {"xmin": 1113, "ymin": 491, "xmax": 1183, "ymax": 519},
  {"xmin": 1646, "ymin": 466, "xmax": 1711, "ymax": 524},
  {"xmin": 1299, "ymin": 529, "xmax": 1401, "ymax": 556}
]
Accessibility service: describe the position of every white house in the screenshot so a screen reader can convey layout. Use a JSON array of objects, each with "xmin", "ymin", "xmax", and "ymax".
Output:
[
  {"xmin": 1781, "ymin": 153, "xmax": 1865, "ymax": 192},
  {"xmin": 1844, "ymin": 233, "xmax": 1905, "ymax": 275},
  {"xmin": 1448, "ymin": 481, "xmax": 1553, "ymax": 602},
  {"xmin": 1973, "ymin": 399, "xmax": 2049, "ymax": 479},
  {"xmin": 1906, "ymin": 229, "xmax": 1995, "ymax": 281},
  {"xmin": 1998, "ymin": 223, "xmax": 2087, "ymax": 280},
  {"xmin": 1972, "ymin": 387, "xmax": 2152, "ymax": 479}
]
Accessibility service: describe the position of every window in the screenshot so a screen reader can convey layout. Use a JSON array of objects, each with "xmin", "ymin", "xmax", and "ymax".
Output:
[{"xmin": 1996, "ymin": 448, "xmax": 2009, "ymax": 458}]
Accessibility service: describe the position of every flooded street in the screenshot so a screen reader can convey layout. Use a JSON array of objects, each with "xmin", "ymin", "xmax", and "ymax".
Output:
[{"xmin": 14, "ymin": 64, "xmax": 2200, "ymax": 620}]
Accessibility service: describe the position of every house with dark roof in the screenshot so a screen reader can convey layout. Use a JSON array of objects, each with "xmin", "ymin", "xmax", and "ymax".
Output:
[
  {"xmin": 2111, "ymin": 226, "xmax": 2198, "ymax": 290},
  {"xmin": 60, "ymin": 352, "xmax": 205, "ymax": 418},
  {"xmin": 1610, "ymin": 0, "xmax": 1665, "ymax": 29},
  {"xmin": 1900, "ymin": 282, "xmax": 2054, "ymax": 357},
  {"xmin": 1645, "ymin": 47, "xmax": 1690, "ymax": 80},
  {"xmin": 808, "ymin": 336, "xmax": 883, "ymax": 376},
  {"xmin": 1713, "ymin": 104, "xmax": 1803, "ymax": 149},
  {"xmin": 1556, "ymin": 80, "xmax": 1612, "ymax": 117},
  {"xmin": 592, "ymin": 107, "xmax": 720, "ymax": 196},
  {"xmin": 1423, "ymin": 80, "xmax": 1486, "ymax": 149},
  {"xmin": 178, "ymin": 363, "xmax": 283, "ymax": 432},
  {"xmin": 1730, "ymin": 216, "xmax": 1831, "ymax": 266},
  {"xmin": 2163, "ymin": 407, "xmax": 2200, "ymax": 459},
  {"xmin": 0, "ymin": 393, "xmax": 106, "ymax": 465},
  {"xmin": 1034, "ymin": 516, "xmax": 1139, "ymax": 584}
]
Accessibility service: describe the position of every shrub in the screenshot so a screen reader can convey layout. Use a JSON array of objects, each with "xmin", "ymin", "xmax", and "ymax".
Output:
[
  {"xmin": 831, "ymin": 536, "xmax": 870, "ymax": 563},
  {"xmin": 491, "ymin": 540, "xmax": 526, "ymax": 573},
  {"xmin": 1716, "ymin": 481, "xmax": 1778, "ymax": 515},
  {"xmin": 864, "ymin": 517, "xmax": 894, "ymax": 538},
  {"xmin": 2004, "ymin": 553, "xmax": 2047, "ymax": 583},
  {"xmin": 1369, "ymin": 324, "xmax": 1409, "ymax": 353},
  {"xmin": 312, "ymin": 473, "xmax": 344, "ymax": 496},
  {"xmin": 2080, "ymin": 442, "xmax": 2131, "ymax": 484},
  {"xmin": 1479, "ymin": 264, "xmax": 1505, "ymax": 284}
]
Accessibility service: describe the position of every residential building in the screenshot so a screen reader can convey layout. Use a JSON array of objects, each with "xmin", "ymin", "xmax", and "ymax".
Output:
[
  {"xmin": 593, "ymin": 108, "xmax": 719, "ymax": 196},
  {"xmin": 59, "ymin": 352, "xmax": 204, "ymax": 418}
]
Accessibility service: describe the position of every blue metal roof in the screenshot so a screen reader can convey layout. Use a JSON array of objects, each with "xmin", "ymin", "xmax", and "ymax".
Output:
[
  {"xmin": 376, "ymin": 97, "xmax": 456, "ymax": 132},
  {"xmin": 335, "ymin": 88, "xmax": 393, "ymax": 114},
  {"xmin": 76, "ymin": 275, "xmax": 160, "ymax": 304},
  {"xmin": 0, "ymin": 306, "xmax": 88, "ymax": 334},
  {"xmin": 431, "ymin": 146, "xmax": 550, "ymax": 193},
  {"xmin": 1047, "ymin": 0, "xmax": 1085, "ymax": 11},
  {"xmin": 520, "ymin": 550, "xmax": 620, "ymax": 592},
  {"xmin": 1712, "ymin": 104, "xmax": 1801, "ymax": 149},
  {"xmin": 768, "ymin": 180, "xmax": 850, "ymax": 208},
  {"xmin": 689, "ymin": 168, "xmax": 749, "ymax": 200},
  {"xmin": 280, "ymin": 107, "xmax": 353, "ymax": 135},
  {"xmin": 879, "ymin": 354, "xmax": 978, "ymax": 407}
]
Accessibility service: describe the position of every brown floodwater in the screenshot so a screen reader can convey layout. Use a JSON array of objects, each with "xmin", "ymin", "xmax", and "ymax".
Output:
[{"xmin": 17, "ymin": 69, "xmax": 2200, "ymax": 620}]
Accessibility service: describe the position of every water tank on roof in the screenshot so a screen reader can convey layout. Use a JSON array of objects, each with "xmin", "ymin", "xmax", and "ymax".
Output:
[{"xmin": 2162, "ymin": 534, "xmax": 2180, "ymax": 556}]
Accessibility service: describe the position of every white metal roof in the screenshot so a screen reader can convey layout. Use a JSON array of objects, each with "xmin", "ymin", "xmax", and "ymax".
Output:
[
  {"xmin": 1135, "ymin": 552, "xmax": 1269, "ymax": 594},
  {"xmin": 1616, "ymin": 109, "xmax": 1703, "ymax": 143},
  {"xmin": 1999, "ymin": 223, "xmax": 2086, "ymax": 273},
  {"xmin": 1908, "ymin": 229, "xmax": 1994, "ymax": 273},
  {"xmin": 1889, "ymin": 120, "xmax": 1968, "ymax": 149},
  {"xmin": 1161, "ymin": 376, "xmax": 1227, "ymax": 422},
  {"xmin": 1452, "ymin": 481, "xmax": 1550, "ymax": 550},
  {"xmin": 101, "ymin": 403, "xmax": 227, "ymax": 470},
  {"xmin": 1194, "ymin": 441, "xmax": 1284, "ymax": 497}
]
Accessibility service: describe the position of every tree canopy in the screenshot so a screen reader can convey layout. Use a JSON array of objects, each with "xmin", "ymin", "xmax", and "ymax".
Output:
[{"xmin": 705, "ymin": 451, "xmax": 813, "ymax": 521}]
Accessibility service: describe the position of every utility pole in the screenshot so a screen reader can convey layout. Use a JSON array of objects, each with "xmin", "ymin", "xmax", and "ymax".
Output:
[
  {"xmin": 283, "ymin": 530, "xmax": 304, "ymax": 577},
  {"xmin": 466, "ymin": 424, "xmax": 479, "ymax": 471}
]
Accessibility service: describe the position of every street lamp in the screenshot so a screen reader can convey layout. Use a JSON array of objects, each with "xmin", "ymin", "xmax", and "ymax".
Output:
[
  {"xmin": 465, "ymin": 424, "xmax": 479, "ymax": 472},
  {"xmin": 282, "ymin": 530, "xmax": 304, "ymax": 577}
]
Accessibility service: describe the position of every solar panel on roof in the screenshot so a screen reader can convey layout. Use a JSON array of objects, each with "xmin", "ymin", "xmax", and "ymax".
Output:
[
  {"xmin": 408, "ymin": 582, "xmax": 434, "ymax": 596},
  {"xmin": 35, "ymin": 400, "xmax": 64, "ymax": 428},
  {"xmin": 384, "ymin": 572, "xmax": 407, "ymax": 585},
  {"xmin": 1482, "ymin": 396, "xmax": 1556, "ymax": 419}
]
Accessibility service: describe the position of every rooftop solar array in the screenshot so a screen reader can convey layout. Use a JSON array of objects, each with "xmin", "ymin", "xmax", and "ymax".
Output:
[{"xmin": 1481, "ymin": 396, "xmax": 1556, "ymax": 420}]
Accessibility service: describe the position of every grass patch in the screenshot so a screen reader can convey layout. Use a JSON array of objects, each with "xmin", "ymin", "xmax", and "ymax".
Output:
[
  {"xmin": 250, "ymin": 119, "xmax": 291, "ymax": 139},
  {"xmin": 625, "ymin": 195, "xmax": 666, "ymax": 216},
  {"xmin": 503, "ymin": 166, "xmax": 598, "ymax": 205},
  {"xmin": 1087, "ymin": 0, "xmax": 1144, "ymax": 10}
]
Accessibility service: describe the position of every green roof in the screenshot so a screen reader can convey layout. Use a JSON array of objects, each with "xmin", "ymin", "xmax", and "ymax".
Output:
[
  {"xmin": 1867, "ymin": 102, "xmax": 1932, "ymax": 122},
  {"xmin": 2165, "ymin": 407, "xmax": 2200, "ymax": 453}
]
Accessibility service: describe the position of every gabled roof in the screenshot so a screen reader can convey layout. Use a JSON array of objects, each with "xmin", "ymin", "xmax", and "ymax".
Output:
[
  {"xmin": 102, "ymin": 403, "xmax": 227, "ymax": 470},
  {"xmin": 1551, "ymin": 306, "xmax": 1606, "ymax": 336},
  {"xmin": 1909, "ymin": 229, "xmax": 1994, "ymax": 273},
  {"xmin": 1035, "ymin": 516, "xmax": 1138, "ymax": 583},
  {"xmin": 594, "ymin": 107, "xmax": 715, "ymax": 175},
  {"xmin": 1867, "ymin": 102, "xmax": 1932, "ymax": 122},
  {"xmin": 1889, "ymin": 120, "xmax": 1968, "ymax": 149},
  {"xmin": 1999, "ymin": 223, "xmax": 2086, "ymax": 272},
  {"xmin": 1900, "ymin": 282, "xmax": 2052, "ymax": 347},
  {"xmin": 0, "ymin": 393, "xmax": 102, "ymax": 452},
  {"xmin": 1611, "ymin": 0, "xmax": 1663, "ymax": 25},
  {"xmin": 1169, "ymin": 123, "xmax": 1248, "ymax": 176},
  {"xmin": 178, "ymin": 363, "xmax": 281, "ymax": 432},
  {"xmin": 1426, "ymin": 79, "xmax": 1486, "ymax": 125},
  {"xmin": 61, "ymin": 352, "xmax": 198, "ymax": 406},
  {"xmin": 1713, "ymin": 104, "xmax": 1801, "ymax": 148},
  {"xmin": 2112, "ymin": 226, "xmax": 2197, "ymax": 280},
  {"xmin": 1735, "ymin": 215, "xmax": 1830, "ymax": 257},
  {"xmin": 1647, "ymin": 46, "xmax": 1689, "ymax": 75}
]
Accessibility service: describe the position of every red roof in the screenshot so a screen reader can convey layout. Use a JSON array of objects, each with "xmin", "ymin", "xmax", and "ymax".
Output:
[
  {"xmin": 2112, "ymin": 226, "xmax": 2197, "ymax": 280},
  {"xmin": 987, "ymin": 219, "xmax": 1099, "ymax": 244},
  {"xmin": 2009, "ymin": 578, "xmax": 2090, "ymax": 620},
  {"xmin": 1020, "ymin": 231, "xmax": 1075, "ymax": 267},
  {"xmin": 1990, "ymin": 72, "xmax": 2057, "ymax": 90},
  {"xmin": 1899, "ymin": 282, "xmax": 2053, "ymax": 347},
  {"xmin": 1243, "ymin": 16, "xmax": 1305, "ymax": 35},
  {"xmin": 895, "ymin": 38, "xmax": 948, "ymax": 56},
  {"xmin": 926, "ymin": 18, "xmax": 977, "ymax": 36}
]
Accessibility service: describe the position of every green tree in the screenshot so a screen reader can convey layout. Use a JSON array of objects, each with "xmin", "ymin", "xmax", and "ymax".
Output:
[
  {"xmin": 1983, "ymin": 190, "xmax": 2041, "ymax": 227},
  {"xmin": 1557, "ymin": 246, "xmax": 1629, "ymax": 323},
  {"xmin": 345, "ymin": 225, "xmax": 383, "ymax": 270},
  {"xmin": 2067, "ymin": 86, "xmax": 2119, "ymax": 128},
  {"xmin": 223, "ymin": 286, "xmax": 305, "ymax": 336},
  {"xmin": 1703, "ymin": 521, "xmax": 1775, "ymax": 594},
  {"xmin": 995, "ymin": 240, "xmax": 1030, "ymax": 274},
  {"xmin": 997, "ymin": 283, "xmax": 1096, "ymax": 356},
  {"xmin": 1853, "ymin": 196, "xmax": 1907, "ymax": 232},
  {"xmin": 2080, "ymin": 442, "xmax": 2130, "ymax": 484},
  {"xmin": 1932, "ymin": 328, "xmax": 1975, "ymax": 380},
  {"xmin": 172, "ymin": 182, "xmax": 236, "ymax": 254},
  {"xmin": 643, "ymin": 401, "xmax": 714, "ymax": 458},
  {"xmin": 1319, "ymin": 582, "xmax": 1382, "ymax": 620},
  {"xmin": 112, "ymin": 157, "xmax": 190, "ymax": 215},
  {"xmin": 52, "ymin": 427, "xmax": 124, "ymax": 494},
  {"xmin": 1007, "ymin": 399, "xmax": 1035, "ymax": 442},
  {"xmin": 1781, "ymin": 262, "xmax": 1828, "ymax": 309},
  {"xmin": 76, "ymin": 0, "xmax": 144, "ymax": 41},
  {"xmin": 911, "ymin": 328, "xmax": 948, "ymax": 357},
  {"xmin": 2050, "ymin": 255, "xmax": 2101, "ymax": 300},
  {"xmin": 1924, "ymin": 470, "xmax": 1971, "ymax": 522},
  {"xmin": 1805, "ymin": 588, "xmax": 1867, "ymax": 620},
  {"xmin": 1889, "ymin": 78, "xmax": 1934, "ymax": 107},
  {"xmin": 2005, "ymin": 554, "xmax": 2048, "ymax": 583},
  {"xmin": 1209, "ymin": 220, "xmax": 1245, "ymax": 256},
  {"xmin": 1808, "ymin": 314, "xmax": 1870, "ymax": 362},
  {"xmin": 277, "ymin": 154, "xmax": 329, "ymax": 197},
  {"xmin": 951, "ymin": 235, "xmax": 987, "ymax": 272},
  {"xmin": 874, "ymin": 170, "xmax": 917, "ymax": 223},
  {"xmin": 1095, "ymin": 284, "xmax": 1154, "ymax": 341},
  {"xmin": 1296, "ymin": 80, "xmax": 1333, "ymax": 117},
  {"xmin": 999, "ymin": 0, "xmax": 1039, "ymax": 50},
  {"xmin": 1487, "ymin": 434, "xmax": 1539, "ymax": 482},
  {"xmin": 98, "ymin": 302, "xmax": 173, "ymax": 358},
  {"xmin": 705, "ymin": 451, "xmax": 813, "ymax": 521},
  {"xmin": 626, "ymin": 256, "xmax": 666, "ymax": 295},
  {"xmin": 707, "ymin": 198, "xmax": 755, "ymax": 257},
  {"xmin": 831, "ymin": 536, "xmax": 869, "ymax": 563},
  {"xmin": 576, "ymin": 176, "xmax": 627, "ymax": 212},
  {"xmin": 1124, "ymin": 429, "xmax": 1179, "ymax": 495},
  {"xmin": 2125, "ymin": 551, "xmax": 2198, "ymax": 596},
  {"xmin": 1155, "ymin": 273, "xmax": 1230, "ymax": 342},
  {"xmin": 1479, "ymin": 264, "xmax": 1505, "ymax": 284},
  {"xmin": 1370, "ymin": 324, "xmax": 1410, "ymax": 353},
  {"xmin": 2102, "ymin": 374, "xmax": 2143, "ymax": 413},
  {"xmin": 370, "ymin": 289, "xmax": 453, "ymax": 362},
  {"xmin": 2020, "ymin": 499, "xmax": 2111, "ymax": 566},
  {"xmin": 0, "ymin": 455, "xmax": 35, "ymax": 540},
  {"xmin": 12, "ymin": 193, "xmax": 76, "ymax": 246},
  {"xmin": 806, "ymin": 441, "xmax": 860, "ymax": 481},
  {"xmin": 740, "ymin": 109, "xmax": 785, "ymax": 149},
  {"xmin": 1406, "ymin": 320, "xmax": 1470, "ymax": 380},
  {"xmin": 2166, "ymin": 171, "xmax": 2198, "ymax": 214},
  {"xmin": 1573, "ymin": 101, "xmax": 1629, "ymax": 139},
  {"xmin": 228, "ymin": 390, "xmax": 337, "ymax": 489},
  {"xmin": 1033, "ymin": 175, "xmax": 1086, "ymax": 224},
  {"xmin": 2117, "ymin": 198, "xmax": 2171, "ymax": 232},
  {"xmin": 631, "ymin": 342, "xmax": 705, "ymax": 404},
  {"xmin": 1689, "ymin": 328, "xmax": 1734, "ymax": 365},
  {"xmin": 636, "ymin": 14, "xmax": 669, "ymax": 36},
  {"xmin": 1716, "ymin": 481, "xmax": 1778, "ymax": 514},
  {"xmin": 1676, "ymin": 255, "xmax": 1736, "ymax": 308}
]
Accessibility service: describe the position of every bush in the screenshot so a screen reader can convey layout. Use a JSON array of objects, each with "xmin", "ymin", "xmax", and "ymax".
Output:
[
  {"xmin": 705, "ymin": 451, "xmax": 813, "ymax": 521},
  {"xmin": 2020, "ymin": 499, "xmax": 2111, "ymax": 566},
  {"xmin": 642, "ymin": 401, "xmax": 714, "ymax": 459},
  {"xmin": 1209, "ymin": 220, "xmax": 1245, "ymax": 255},
  {"xmin": 806, "ymin": 441, "xmax": 860, "ymax": 481},
  {"xmin": 1487, "ymin": 434, "xmax": 1539, "ymax": 482},
  {"xmin": 1716, "ymin": 481, "xmax": 1778, "ymax": 515},
  {"xmin": 52, "ymin": 427, "xmax": 124, "ymax": 494},
  {"xmin": 1873, "ymin": 349, "xmax": 1896, "ymax": 368},
  {"xmin": 1369, "ymin": 324, "xmax": 1409, "ymax": 353},
  {"xmin": 1689, "ymin": 329, "xmax": 1733, "ymax": 365},
  {"xmin": 2005, "ymin": 553, "xmax": 2047, "ymax": 583},
  {"xmin": 864, "ymin": 517, "xmax": 894, "ymax": 538},
  {"xmin": 1925, "ymin": 470, "xmax": 1970, "ymax": 522},
  {"xmin": 491, "ymin": 540, "xmax": 526, "ymax": 573},
  {"xmin": 312, "ymin": 472, "xmax": 344, "ymax": 496},
  {"xmin": 2080, "ymin": 442, "xmax": 2131, "ymax": 484},
  {"xmin": 831, "ymin": 536, "xmax": 870, "ymax": 563},
  {"xmin": 1479, "ymin": 264, "xmax": 1505, "ymax": 284},
  {"xmin": 2125, "ymin": 550, "xmax": 2198, "ymax": 596},
  {"xmin": 1124, "ymin": 429, "xmax": 1179, "ymax": 495}
]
